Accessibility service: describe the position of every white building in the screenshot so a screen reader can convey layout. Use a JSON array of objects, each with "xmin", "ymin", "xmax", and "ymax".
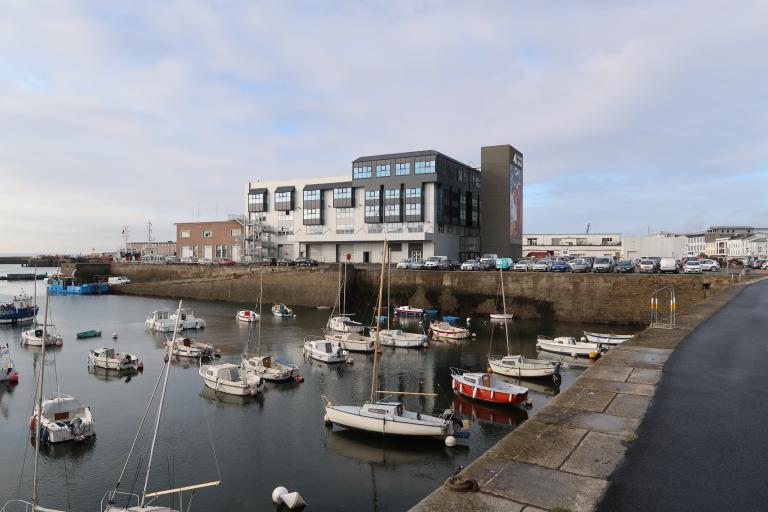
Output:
[
  {"xmin": 686, "ymin": 232, "xmax": 705, "ymax": 256},
  {"xmin": 726, "ymin": 234, "xmax": 768, "ymax": 259},
  {"xmin": 748, "ymin": 234, "xmax": 768, "ymax": 258},
  {"xmin": 622, "ymin": 233, "xmax": 688, "ymax": 260},
  {"xmin": 522, "ymin": 233, "xmax": 622, "ymax": 258}
]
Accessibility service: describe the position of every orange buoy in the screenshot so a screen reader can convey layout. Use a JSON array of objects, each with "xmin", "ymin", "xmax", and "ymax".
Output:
[{"xmin": 487, "ymin": 367, "xmax": 493, "ymax": 373}]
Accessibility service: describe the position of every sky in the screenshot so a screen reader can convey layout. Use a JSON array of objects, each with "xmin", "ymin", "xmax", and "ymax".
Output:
[{"xmin": 1, "ymin": 1, "xmax": 766, "ymax": 254}]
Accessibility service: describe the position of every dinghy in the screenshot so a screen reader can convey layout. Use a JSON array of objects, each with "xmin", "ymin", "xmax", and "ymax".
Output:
[
  {"xmin": 272, "ymin": 303, "xmax": 295, "ymax": 317},
  {"xmin": 536, "ymin": 335, "xmax": 604, "ymax": 358},
  {"xmin": 170, "ymin": 336, "xmax": 219, "ymax": 359},
  {"xmin": 428, "ymin": 320, "xmax": 470, "ymax": 340},
  {"xmin": 488, "ymin": 354, "xmax": 560, "ymax": 379},
  {"xmin": 88, "ymin": 347, "xmax": 141, "ymax": 372},
  {"xmin": 77, "ymin": 329, "xmax": 102, "ymax": 339},
  {"xmin": 583, "ymin": 331, "xmax": 633, "ymax": 345},
  {"xmin": 450, "ymin": 368, "xmax": 529, "ymax": 406},
  {"xmin": 304, "ymin": 336, "xmax": 348, "ymax": 364},
  {"xmin": 199, "ymin": 362, "xmax": 264, "ymax": 396},
  {"xmin": 236, "ymin": 310, "xmax": 260, "ymax": 322}
]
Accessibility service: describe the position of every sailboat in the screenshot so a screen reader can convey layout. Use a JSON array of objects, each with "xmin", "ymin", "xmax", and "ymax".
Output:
[
  {"xmin": 327, "ymin": 262, "xmax": 364, "ymax": 333},
  {"xmin": 0, "ymin": 343, "xmax": 19, "ymax": 383},
  {"xmin": 103, "ymin": 300, "xmax": 221, "ymax": 511},
  {"xmin": 242, "ymin": 272, "xmax": 298, "ymax": 382},
  {"xmin": 490, "ymin": 267, "xmax": 514, "ymax": 320},
  {"xmin": 487, "ymin": 268, "xmax": 560, "ymax": 380},
  {"xmin": 377, "ymin": 250, "xmax": 429, "ymax": 349},
  {"xmin": 323, "ymin": 240, "xmax": 461, "ymax": 443}
]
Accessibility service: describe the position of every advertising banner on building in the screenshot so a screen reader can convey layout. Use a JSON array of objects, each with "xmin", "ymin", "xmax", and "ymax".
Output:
[{"xmin": 509, "ymin": 156, "xmax": 523, "ymax": 244}]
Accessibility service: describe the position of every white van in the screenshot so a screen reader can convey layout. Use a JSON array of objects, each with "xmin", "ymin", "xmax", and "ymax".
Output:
[
  {"xmin": 659, "ymin": 258, "xmax": 678, "ymax": 274},
  {"xmin": 108, "ymin": 276, "xmax": 131, "ymax": 285},
  {"xmin": 424, "ymin": 256, "xmax": 448, "ymax": 269}
]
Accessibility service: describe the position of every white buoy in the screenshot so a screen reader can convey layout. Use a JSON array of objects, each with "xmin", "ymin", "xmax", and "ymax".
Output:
[
  {"xmin": 281, "ymin": 491, "xmax": 307, "ymax": 510},
  {"xmin": 112, "ymin": 332, "xmax": 118, "ymax": 339},
  {"xmin": 272, "ymin": 486, "xmax": 288, "ymax": 504},
  {"xmin": 445, "ymin": 435, "xmax": 457, "ymax": 447},
  {"xmin": 471, "ymin": 333, "xmax": 477, "ymax": 337},
  {"xmin": 347, "ymin": 357, "xmax": 354, "ymax": 365},
  {"xmin": 466, "ymin": 317, "xmax": 471, "ymax": 324}
]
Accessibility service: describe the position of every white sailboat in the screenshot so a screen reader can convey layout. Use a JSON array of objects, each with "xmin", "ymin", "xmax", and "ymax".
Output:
[
  {"xmin": 327, "ymin": 262, "xmax": 364, "ymax": 333},
  {"xmin": 325, "ymin": 331, "xmax": 375, "ymax": 353},
  {"xmin": 272, "ymin": 303, "xmax": 295, "ymax": 317},
  {"xmin": 21, "ymin": 326, "xmax": 63, "ymax": 346},
  {"xmin": 242, "ymin": 272, "xmax": 298, "ymax": 382},
  {"xmin": 303, "ymin": 335, "xmax": 348, "ymax": 364},
  {"xmin": 487, "ymin": 268, "xmax": 560, "ymax": 380},
  {"xmin": 428, "ymin": 320, "xmax": 470, "ymax": 340},
  {"xmin": 103, "ymin": 300, "xmax": 221, "ymax": 511},
  {"xmin": 169, "ymin": 336, "xmax": 219, "ymax": 359},
  {"xmin": 377, "ymin": 251, "xmax": 429, "ymax": 349},
  {"xmin": 323, "ymin": 240, "xmax": 460, "ymax": 443},
  {"xmin": 536, "ymin": 335, "xmax": 605, "ymax": 358},
  {"xmin": 199, "ymin": 362, "xmax": 264, "ymax": 396},
  {"xmin": 236, "ymin": 309, "xmax": 260, "ymax": 322}
]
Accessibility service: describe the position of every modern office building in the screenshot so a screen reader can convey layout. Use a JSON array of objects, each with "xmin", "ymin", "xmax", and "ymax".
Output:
[{"xmin": 245, "ymin": 145, "xmax": 522, "ymax": 263}]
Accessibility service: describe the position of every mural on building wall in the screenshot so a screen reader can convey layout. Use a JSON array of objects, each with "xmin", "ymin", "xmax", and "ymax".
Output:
[{"xmin": 509, "ymin": 162, "xmax": 523, "ymax": 243}]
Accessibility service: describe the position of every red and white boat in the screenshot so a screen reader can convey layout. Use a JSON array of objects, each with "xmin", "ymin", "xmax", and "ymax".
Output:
[
  {"xmin": 429, "ymin": 320, "xmax": 470, "ymax": 340},
  {"xmin": 236, "ymin": 310, "xmax": 260, "ymax": 322},
  {"xmin": 395, "ymin": 305, "xmax": 423, "ymax": 317},
  {"xmin": 450, "ymin": 367, "xmax": 529, "ymax": 406}
]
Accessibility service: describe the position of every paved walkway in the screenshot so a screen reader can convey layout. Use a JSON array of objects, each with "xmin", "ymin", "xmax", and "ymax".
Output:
[{"xmin": 598, "ymin": 278, "xmax": 768, "ymax": 511}]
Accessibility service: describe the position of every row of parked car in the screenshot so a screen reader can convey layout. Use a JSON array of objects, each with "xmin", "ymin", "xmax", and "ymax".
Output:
[{"xmin": 396, "ymin": 254, "xmax": 501, "ymax": 271}]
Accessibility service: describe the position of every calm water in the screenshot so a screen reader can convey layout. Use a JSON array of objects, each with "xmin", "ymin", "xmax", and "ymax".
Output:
[{"xmin": 0, "ymin": 264, "xmax": 620, "ymax": 511}]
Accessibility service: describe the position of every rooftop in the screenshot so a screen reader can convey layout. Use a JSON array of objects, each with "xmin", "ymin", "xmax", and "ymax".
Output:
[{"xmin": 353, "ymin": 149, "xmax": 474, "ymax": 170}]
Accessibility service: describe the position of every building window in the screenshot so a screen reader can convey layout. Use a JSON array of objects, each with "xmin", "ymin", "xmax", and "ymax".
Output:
[
  {"xmin": 354, "ymin": 165, "xmax": 372, "ymax": 179},
  {"xmin": 336, "ymin": 208, "xmax": 354, "ymax": 234},
  {"xmin": 275, "ymin": 191, "xmax": 292, "ymax": 210},
  {"xmin": 215, "ymin": 245, "xmax": 229, "ymax": 258},
  {"xmin": 602, "ymin": 237, "xmax": 614, "ymax": 245},
  {"xmin": 406, "ymin": 223, "xmax": 423, "ymax": 233},
  {"xmin": 202, "ymin": 229, "xmax": 213, "ymax": 238},
  {"xmin": 438, "ymin": 223, "xmax": 445, "ymax": 233},
  {"xmin": 405, "ymin": 187, "xmax": 421, "ymax": 199},
  {"xmin": 278, "ymin": 210, "xmax": 294, "ymax": 235},
  {"xmin": 459, "ymin": 194, "xmax": 466, "ymax": 225},
  {"xmin": 333, "ymin": 188, "xmax": 352, "ymax": 200},
  {"xmin": 231, "ymin": 228, "xmax": 241, "ymax": 237},
  {"xmin": 386, "ymin": 223, "xmax": 402, "ymax": 233},
  {"xmin": 385, "ymin": 204, "xmax": 400, "ymax": 218},
  {"xmin": 458, "ymin": 169, "xmax": 467, "ymax": 183},
  {"xmin": 248, "ymin": 192, "xmax": 266, "ymax": 212},
  {"xmin": 396, "ymin": 162, "xmax": 411, "ymax": 176},
  {"xmin": 303, "ymin": 189, "xmax": 321, "ymax": 202},
  {"xmin": 384, "ymin": 189, "xmax": 401, "ymax": 199},
  {"xmin": 249, "ymin": 212, "xmax": 266, "ymax": 223},
  {"xmin": 415, "ymin": 160, "xmax": 435, "ymax": 174},
  {"xmin": 303, "ymin": 208, "xmax": 321, "ymax": 224},
  {"xmin": 365, "ymin": 205, "xmax": 380, "ymax": 218},
  {"xmin": 406, "ymin": 202, "xmax": 421, "ymax": 218},
  {"xmin": 180, "ymin": 230, "xmax": 190, "ymax": 238},
  {"xmin": 365, "ymin": 190, "xmax": 380, "ymax": 201},
  {"xmin": 527, "ymin": 238, "xmax": 537, "ymax": 246},
  {"xmin": 306, "ymin": 225, "xmax": 324, "ymax": 235},
  {"xmin": 376, "ymin": 164, "xmax": 391, "ymax": 177},
  {"xmin": 367, "ymin": 223, "xmax": 383, "ymax": 234}
]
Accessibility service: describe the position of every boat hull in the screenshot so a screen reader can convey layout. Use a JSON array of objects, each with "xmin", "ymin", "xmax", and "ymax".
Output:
[
  {"xmin": 88, "ymin": 354, "xmax": 138, "ymax": 371},
  {"xmin": 488, "ymin": 359, "xmax": 557, "ymax": 378},
  {"xmin": 304, "ymin": 341, "xmax": 348, "ymax": 363},
  {"xmin": 325, "ymin": 405, "xmax": 449, "ymax": 437},
  {"xmin": 536, "ymin": 341, "xmax": 599, "ymax": 357},
  {"xmin": 583, "ymin": 331, "xmax": 633, "ymax": 345},
  {"xmin": 451, "ymin": 375, "xmax": 528, "ymax": 405}
]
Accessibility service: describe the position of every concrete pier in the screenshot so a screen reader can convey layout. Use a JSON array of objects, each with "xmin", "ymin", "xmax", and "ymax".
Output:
[{"xmin": 408, "ymin": 280, "xmax": 753, "ymax": 512}]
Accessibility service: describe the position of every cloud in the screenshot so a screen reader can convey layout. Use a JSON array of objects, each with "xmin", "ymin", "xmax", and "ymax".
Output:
[{"xmin": 0, "ymin": 1, "xmax": 766, "ymax": 253}]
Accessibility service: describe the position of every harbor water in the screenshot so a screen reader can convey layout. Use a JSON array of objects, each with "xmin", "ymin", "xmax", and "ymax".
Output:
[{"xmin": 0, "ymin": 264, "xmax": 622, "ymax": 511}]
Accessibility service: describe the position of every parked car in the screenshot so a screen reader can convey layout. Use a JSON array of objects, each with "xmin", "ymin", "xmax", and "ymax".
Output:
[
  {"xmin": 410, "ymin": 259, "xmax": 426, "ymax": 270},
  {"xmin": 294, "ymin": 257, "xmax": 319, "ymax": 267},
  {"xmin": 479, "ymin": 254, "xmax": 498, "ymax": 269},
  {"xmin": 615, "ymin": 260, "xmax": 636, "ymax": 273},
  {"xmin": 215, "ymin": 258, "xmax": 236, "ymax": 266},
  {"xmin": 396, "ymin": 259, "xmax": 413, "ymax": 270},
  {"xmin": 659, "ymin": 257, "xmax": 678, "ymax": 274},
  {"xmin": 699, "ymin": 259, "xmax": 720, "ymax": 272},
  {"xmin": 460, "ymin": 259, "xmax": 481, "ymax": 271},
  {"xmin": 180, "ymin": 256, "xmax": 197, "ymax": 264},
  {"xmin": 531, "ymin": 259, "xmax": 551, "ymax": 272},
  {"xmin": 108, "ymin": 276, "xmax": 131, "ymax": 285},
  {"xmin": 276, "ymin": 258, "xmax": 295, "ymax": 266},
  {"xmin": 762, "ymin": 261, "xmax": 768, "ymax": 270},
  {"xmin": 198, "ymin": 258, "xmax": 213, "ymax": 265},
  {"xmin": 550, "ymin": 260, "xmax": 571, "ymax": 272},
  {"xmin": 638, "ymin": 259, "xmax": 657, "ymax": 273},
  {"xmin": 496, "ymin": 257, "xmax": 513, "ymax": 270},
  {"xmin": 569, "ymin": 259, "xmax": 590, "ymax": 273},
  {"xmin": 684, "ymin": 260, "xmax": 703, "ymax": 274},
  {"xmin": 259, "ymin": 257, "xmax": 277, "ymax": 266},
  {"xmin": 513, "ymin": 259, "xmax": 532, "ymax": 272},
  {"xmin": 424, "ymin": 256, "xmax": 448, "ymax": 269},
  {"xmin": 165, "ymin": 256, "xmax": 180, "ymax": 264},
  {"xmin": 591, "ymin": 257, "xmax": 615, "ymax": 273}
]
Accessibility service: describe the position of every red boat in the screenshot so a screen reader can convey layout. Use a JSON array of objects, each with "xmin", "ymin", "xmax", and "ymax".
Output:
[{"xmin": 450, "ymin": 367, "xmax": 529, "ymax": 406}]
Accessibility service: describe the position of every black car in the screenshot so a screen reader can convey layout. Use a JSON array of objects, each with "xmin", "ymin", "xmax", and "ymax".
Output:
[
  {"xmin": 276, "ymin": 258, "xmax": 295, "ymax": 266},
  {"xmin": 615, "ymin": 260, "xmax": 636, "ymax": 273},
  {"xmin": 259, "ymin": 257, "xmax": 277, "ymax": 266},
  {"xmin": 294, "ymin": 257, "xmax": 319, "ymax": 267}
]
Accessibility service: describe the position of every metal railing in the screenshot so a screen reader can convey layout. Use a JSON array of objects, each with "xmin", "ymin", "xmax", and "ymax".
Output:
[{"xmin": 650, "ymin": 286, "xmax": 676, "ymax": 329}]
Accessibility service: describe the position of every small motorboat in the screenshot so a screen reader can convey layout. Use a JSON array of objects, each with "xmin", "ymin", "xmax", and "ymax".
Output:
[
  {"xmin": 170, "ymin": 336, "xmax": 219, "ymax": 359},
  {"xmin": 394, "ymin": 305, "xmax": 423, "ymax": 317},
  {"xmin": 488, "ymin": 354, "xmax": 560, "ymax": 379},
  {"xmin": 31, "ymin": 393, "xmax": 95, "ymax": 443},
  {"xmin": 303, "ymin": 336, "xmax": 348, "ymax": 364},
  {"xmin": 428, "ymin": 320, "xmax": 470, "ymax": 340},
  {"xmin": 236, "ymin": 310, "xmax": 260, "ymax": 322},
  {"xmin": 583, "ymin": 331, "xmax": 633, "ymax": 345},
  {"xmin": 536, "ymin": 335, "xmax": 604, "ymax": 358},
  {"xmin": 171, "ymin": 307, "xmax": 207, "ymax": 329},
  {"xmin": 327, "ymin": 315, "xmax": 364, "ymax": 333},
  {"xmin": 145, "ymin": 310, "xmax": 176, "ymax": 332},
  {"xmin": 0, "ymin": 344, "xmax": 19, "ymax": 383},
  {"xmin": 76, "ymin": 330, "xmax": 102, "ymax": 339},
  {"xmin": 377, "ymin": 329, "xmax": 429, "ymax": 348},
  {"xmin": 325, "ymin": 331, "xmax": 375, "ymax": 353},
  {"xmin": 242, "ymin": 355, "xmax": 297, "ymax": 382},
  {"xmin": 21, "ymin": 327, "xmax": 63, "ymax": 347},
  {"xmin": 199, "ymin": 363, "xmax": 264, "ymax": 396},
  {"xmin": 450, "ymin": 368, "xmax": 529, "ymax": 406},
  {"xmin": 490, "ymin": 313, "xmax": 515, "ymax": 320},
  {"xmin": 88, "ymin": 347, "xmax": 141, "ymax": 371},
  {"xmin": 272, "ymin": 304, "xmax": 295, "ymax": 318}
]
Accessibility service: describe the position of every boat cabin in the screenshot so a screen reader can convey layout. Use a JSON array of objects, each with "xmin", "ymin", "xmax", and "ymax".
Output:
[
  {"xmin": 152, "ymin": 311, "xmax": 170, "ymax": 320},
  {"xmin": 207, "ymin": 365, "xmax": 242, "ymax": 382},
  {"xmin": 94, "ymin": 348, "xmax": 116, "ymax": 359},
  {"xmin": 41, "ymin": 395, "xmax": 88, "ymax": 423},
  {"xmin": 501, "ymin": 355, "xmax": 526, "ymax": 365}
]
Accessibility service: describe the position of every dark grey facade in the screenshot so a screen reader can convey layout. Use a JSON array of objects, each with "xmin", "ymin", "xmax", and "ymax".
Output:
[{"xmin": 480, "ymin": 145, "xmax": 524, "ymax": 259}]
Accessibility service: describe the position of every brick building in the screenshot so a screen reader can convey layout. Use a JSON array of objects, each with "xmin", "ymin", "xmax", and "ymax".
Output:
[{"xmin": 175, "ymin": 220, "xmax": 245, "ymax": 261}]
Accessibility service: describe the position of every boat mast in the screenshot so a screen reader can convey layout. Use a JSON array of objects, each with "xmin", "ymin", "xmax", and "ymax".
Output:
[
  {"xmin": 33, "ymin": 263, "xmax": 37, "ymax": 327},
  {"xmin": 500, "ymin": 268, "xmax": 511, "ymax": 356},
  {"xmin": 256, "ymin": 272, "xmax": 264, "ymax": 357},
  {"xmin": 387, "ymin": 246, "xmax": 391, "ymax": 331},
  {"xmin": 369, "ymin": 240, "xmax": 387, "ymax": 403},
  {"xmin": 342, "ymin": 262, "xmax": 347, "ymax": 317},
  {"xmin": 141, "ymin": 299, "xmax": 183, "ymax": 507},
  {"xmin": 31, "ymin": 291, "xmax": 49, "ymax": 508}
]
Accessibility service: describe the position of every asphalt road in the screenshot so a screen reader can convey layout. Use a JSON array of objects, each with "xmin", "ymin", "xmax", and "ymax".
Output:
[{"xmin": 598, "ymin": 278, "xmax": 768, "ymax": 512}]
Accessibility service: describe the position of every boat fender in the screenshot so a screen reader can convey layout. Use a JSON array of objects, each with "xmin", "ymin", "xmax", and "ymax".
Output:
[
  {"xmin": 486, "ymin": 367, "xmax": 493, "ymax": 373},
  {"xmin": 138, "ymin": 362, "xmax": 144, "ymax": 371},
  {"xmin": 296, "ymin": 375, "xmax": 305, "ymax": 383},
  {"xmin": 30, "ymin": 416, "xmax": 36, "ymax": 431},
  {"xmin": 272, "ymin": 487, "xmax": 288, "ymax": 504},
  {"xmin": 41, "ymin": 427, "xmax": 49, "ymax": 444}
]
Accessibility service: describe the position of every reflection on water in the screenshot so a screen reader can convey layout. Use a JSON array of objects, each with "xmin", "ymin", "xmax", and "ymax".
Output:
[{"xmin": 0, "ymin": 264, "xmax": 636, "ymax": 511}]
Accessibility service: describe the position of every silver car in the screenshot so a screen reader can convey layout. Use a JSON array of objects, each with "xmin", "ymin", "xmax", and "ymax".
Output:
[
  {"xmin": 531, "ymin": 259, "xmax": 551, "ymax": 272},
  {"xmin": 569, "ymin": 259, "xmax": 590, "ymax": 273},
  {"xmin": 638, "ymin": 259, "xmax": 657, "ymax": 273},
  {"xmin": 410, "ymin": 259, "xmax": 426, "ymax": 270},
  {"xmin": 699, "ymin": 259, "xmax": 720, "ymax": 272},
  {"xmin": 592, "ymin": 257, "xmax": 615, "ymax": 273},
  {"xmin": 396, "ymin": 259, "xmax": 413, "ymax": 270},
  {"xmin": 513, "ymin": 259, "xmax": 531, "ymax": 272},
  {"xmin": 460, "ymin": 259, "xmax": 481, "ymax": 271},
  {"xmin": 683, "ymin": 260, "xmax": 703, "ymax": 274}
]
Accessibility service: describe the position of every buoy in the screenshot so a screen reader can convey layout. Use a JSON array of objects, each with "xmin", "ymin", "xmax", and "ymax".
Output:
[
  {"xmin": 588, "ymin": 351, "xmax": 598, "ymax": 359},
  {"xmin": 112, "ymin": 332, "xmax": 118, "ymax": 339},
  {"xmin": 376, "ymin": 347, "xmax": 383, "ymax": 354},
  {"xmin": 487, "ymin": 367, "xmax": 493, "ymax": 373},
  {"xmin": 55, "ymin": 339, "xmax": 63, "ymax": 346},
  {"xmin": 466, "ymin": 317, "xmax": 471, "ymax": 324},
  {"xmin": 471, "ymin": 333, "xmax": 477, "ymax": 338},
  {"xmin": 9, "ymin": 373, "xmax": 18, "ymax": 383},
  {"xmin": 272, "ymin": 487, "xmax": 288, "ymax": 504},
  {"xmin": 445, "ymin": 435, "xmax": 457, "ymax": 447},
  {"xmin": 525, "ymin": 398, "xmax": 533, "ymax": 407},
  {"xmin": 30, "ymin": 417, "xmax": 36, "ymax": 430},
  {"xmin": 250, "ymin": 388, "xmax": 258, "ymax": 396},
  {"xmin": 281, "ymin": 491, "xmax": 306, "ymax": 510}
]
